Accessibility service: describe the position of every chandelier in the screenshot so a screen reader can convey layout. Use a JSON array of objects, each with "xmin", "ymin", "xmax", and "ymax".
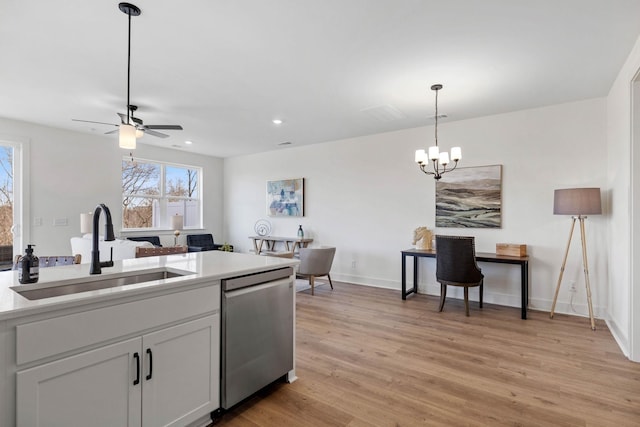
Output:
[{"xmin": 414, "ymin": 84, "xmax": 461, "ymax": 180}]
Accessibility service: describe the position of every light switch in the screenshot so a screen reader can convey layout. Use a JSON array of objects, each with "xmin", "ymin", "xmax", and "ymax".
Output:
[
  {"xmin": 53, "ymin": 218, "xmax": 68, "ymax": 227},
  {"xmin": 33, "ymin": 217, "xmax": 43, "ymax": 227}
]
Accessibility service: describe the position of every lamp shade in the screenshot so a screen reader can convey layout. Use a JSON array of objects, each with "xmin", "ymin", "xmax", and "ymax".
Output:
[
  {"xmin": 80, "ymin": 212, "xmax": 93, "ymax": 234},
  {"xmin": 553, "ymin": 188, "xmax": 602, "ymax": 215},
  {"xmin": 119, "ymin": 124, "xmax": 137, "ymax": 149},
  {"xmin": 171, "ymin": 214, "xmax": 184, "ymax": 230}
]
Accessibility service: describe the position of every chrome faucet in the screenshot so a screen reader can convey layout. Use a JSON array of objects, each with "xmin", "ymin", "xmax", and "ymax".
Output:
[{"xmin": 90, "ymin": 203, "xmax": 116, "ymax": 275}]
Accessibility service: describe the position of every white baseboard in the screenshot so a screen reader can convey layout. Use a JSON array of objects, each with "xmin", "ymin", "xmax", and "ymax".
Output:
[
  {"xmin": 331, "ymin": 274, "xmax": 606, "ymax": 319},
  {"xmin": 606, "ymin": 316, "xmax": 630, "ymax": 359}
]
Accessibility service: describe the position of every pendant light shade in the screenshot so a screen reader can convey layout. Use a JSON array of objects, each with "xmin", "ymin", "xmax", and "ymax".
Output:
[{"xmin": 119, "ymin": 123, "xmax": 137, "ymax": 149}]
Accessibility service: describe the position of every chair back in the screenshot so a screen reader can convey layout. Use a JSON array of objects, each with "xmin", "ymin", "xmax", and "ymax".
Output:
[
  {"xmin": 435, "ymin": 235, "xmax": 483, "ymax": 284},
  {"xmin": 135, "ymin": 246, "xmax": 187, "ymax": 258},
  {"xmin": 298, "ymin": 247, "xmax": 336, "ymax": 276},
  {"xmin": 13, "ymin": 254, "xmax": 82, "ymax": 270},
  {"xmin": 186, "ymin": 234, "xmax": 215, "ymax": 247},
  {"xmin": 127, "ymin": 236, "xmax": 162, "ymax": 247}
]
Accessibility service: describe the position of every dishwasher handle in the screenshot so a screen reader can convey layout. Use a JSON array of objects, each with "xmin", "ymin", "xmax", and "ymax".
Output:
[
  {"xmin": 224, "ymin": 277, "xmax": 292, "ymax": 298},
  {"xmin": 222, "ymin": 267, "xmax": 293, "ymax": 291}
]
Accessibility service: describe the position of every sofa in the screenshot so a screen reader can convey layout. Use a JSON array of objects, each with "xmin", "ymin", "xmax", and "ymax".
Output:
[{"xmin": 70, "ymin": 234, "xmax": 154, "ymax": 263}]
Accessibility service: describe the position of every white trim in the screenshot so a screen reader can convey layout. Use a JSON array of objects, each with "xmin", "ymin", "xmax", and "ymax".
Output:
[
  {"xmin": 0, "ymin": 135, "xmax": 30, "ymax": 258},
  {"xmin": 629, "ymin": 72, "xmax": 640, "ymax": 362}
]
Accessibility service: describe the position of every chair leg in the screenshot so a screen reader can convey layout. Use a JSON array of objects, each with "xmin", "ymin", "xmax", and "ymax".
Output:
[
  {"xmin": 479, "ymin": 280, "xmax": 483, "ymax": 309},
  {"xmin": 464, "ymin": 287, "xmax": 470, "ymax": 316},
  {"xmin": 438, "ymin": 284, "xmax": 447, "ymax": 312},
  {"xmin": 309, "ymin": 276, "xmax": 315, "ymax": 296},
  {"xmin": 327, "ymin": 274, "xmax": 333, "ymax": 290}
]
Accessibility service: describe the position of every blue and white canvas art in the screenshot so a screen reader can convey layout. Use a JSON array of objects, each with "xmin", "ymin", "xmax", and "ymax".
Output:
[
  {"xmin": 267, "ymin": 178, "xmax": 304, "ymax": 217},
  {"xmin": 435, "ymin": 165, "xmax": 502, "ymax": 228}
]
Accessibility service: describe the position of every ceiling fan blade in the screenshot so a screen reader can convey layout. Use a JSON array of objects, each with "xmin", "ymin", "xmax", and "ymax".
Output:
[
  {"xmin": 131, "ymin": 116, "xmax": 143, "ymax": 126},
  {"xmin": 104, "ymin": 129, "xmax": 119, "ymax": 135},
  {"xmin": 144, "ymin": 125, "xmax": 183, "ymax": 130},
  {"xmin": 117, "ymin": 112, "xmax": 127, "ymax": 124},
  {"xmin": 144, "ymin": 129, "xmax": 169, "ymax": 138},
  {"xmin": 72, "ymin": 119, "xmax": 118, "ymax": 127}
]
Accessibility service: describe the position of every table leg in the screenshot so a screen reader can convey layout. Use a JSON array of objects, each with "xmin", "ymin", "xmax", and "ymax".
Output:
[
  {"xmin": 402, "ymin": 254, "xmax": 407, "ymax": 300},
  {"xmin": 521, "ymin": 261, "xmax": 528, "ymax": 320},
  {"xmin": 413, "ymin": 256, "xmax": 418, "ymax": 295}
]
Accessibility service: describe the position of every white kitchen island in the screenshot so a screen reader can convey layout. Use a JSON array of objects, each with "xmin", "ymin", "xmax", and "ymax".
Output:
[{"xmin": 0, "ymin": 250, "xmax": 298, "ymax": 427}]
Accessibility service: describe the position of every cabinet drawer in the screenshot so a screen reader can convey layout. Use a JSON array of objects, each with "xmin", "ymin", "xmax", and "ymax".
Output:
[{"xmin": 17, "ymin": 284, "xmax": 219, "ymax": 365}]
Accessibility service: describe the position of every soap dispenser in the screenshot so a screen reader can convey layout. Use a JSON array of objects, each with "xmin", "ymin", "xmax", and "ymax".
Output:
[{"xmin": 19, "ymin": 244, "xmax": 39, "ymax": 284}]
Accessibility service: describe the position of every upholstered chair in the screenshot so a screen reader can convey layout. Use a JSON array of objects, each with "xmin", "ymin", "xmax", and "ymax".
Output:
[
  {"xmin": 435, "ymin": 235, "xmax": 484, "ymax": 316},
  {"xmin": 297, "ymin": 247, "xmax": 336, "ymax": 296}
]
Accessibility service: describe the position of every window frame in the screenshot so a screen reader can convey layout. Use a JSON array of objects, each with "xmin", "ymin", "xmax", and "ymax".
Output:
[{"xmin": 121, "ymin": 157, "xmax": 203, "ymax": 232}]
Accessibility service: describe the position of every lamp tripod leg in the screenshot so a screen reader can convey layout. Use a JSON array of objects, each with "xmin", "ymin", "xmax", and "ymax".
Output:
[
  {"xmin": 550, "ymin": 217, "xmax": 576, "ymax": 318},
  {"xmin": 579, "ymin": 217, "xmax": 596, "ymax": 331}
]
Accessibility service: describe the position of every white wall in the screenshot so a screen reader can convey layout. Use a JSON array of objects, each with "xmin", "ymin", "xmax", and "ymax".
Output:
[
  {"xmin": 0, "ymin": 117, "xmax": 224, "ymax": 255},
  {"xmin": 606, "ymin": 34, "xmax": 640, "ymax": 361},
  {"xmin": 224, "ymin": 98, "xmax": 608, "ymax": 317}
]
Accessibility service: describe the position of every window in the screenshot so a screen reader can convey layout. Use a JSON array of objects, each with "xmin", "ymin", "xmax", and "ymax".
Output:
[
  {"xmin": 0, "ymin": 146, "xmax": 13, "ymax": 267},
  {"xmin": 122, "ymin": 158, "xmax": 202, "ymax": 230}
]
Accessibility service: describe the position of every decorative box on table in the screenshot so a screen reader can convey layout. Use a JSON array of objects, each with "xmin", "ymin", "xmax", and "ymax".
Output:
[{"xmin": 496, "ymin": 243, "xmax": 527, "ymax": 257}]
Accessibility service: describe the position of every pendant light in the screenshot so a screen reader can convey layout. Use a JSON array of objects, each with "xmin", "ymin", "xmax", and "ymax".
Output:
[
  {"xmin": 118, "ymin": 3, "xmax": 141, "ymax": 149},
  {"xmin": 415, "ymin": 84, "xmax": 461, "ymax": 180}
]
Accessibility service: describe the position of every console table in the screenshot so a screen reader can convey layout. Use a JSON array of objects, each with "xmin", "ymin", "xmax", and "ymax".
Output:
[
  {"xmin": 401, "ymin": 248, "xmax": 530, "ymax": 319},
  {"xmin": 249, "ymin": 235, "xmax": 314, "ymax": 255}
]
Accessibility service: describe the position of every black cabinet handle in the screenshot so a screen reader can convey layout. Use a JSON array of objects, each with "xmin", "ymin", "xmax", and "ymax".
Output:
[
  {"xmin": 146, "ymin": 348, "xmax": 153, "ymax": 380},
  {"xmin": 133, "ymin": 352, "xmax": 140, "ymax": 385}
]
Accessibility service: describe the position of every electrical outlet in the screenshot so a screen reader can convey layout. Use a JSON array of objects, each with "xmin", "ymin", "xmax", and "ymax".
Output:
[{"xmin": 351, "ymin": 260, "xmax": 356, "ymax": 269}]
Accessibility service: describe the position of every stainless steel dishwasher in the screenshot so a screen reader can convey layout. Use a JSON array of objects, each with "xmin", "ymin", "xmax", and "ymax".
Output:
[{"xmin": 221, "ymin": 266, "xmax": 294, "ymax": 409}]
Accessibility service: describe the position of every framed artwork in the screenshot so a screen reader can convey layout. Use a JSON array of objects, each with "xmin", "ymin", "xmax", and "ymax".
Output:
[
  {"xmin": 435, "ymin": 165, "xmax": 502, "ymax": 228},
  {"xmin": 267, "ymin": 178, "xmax": 304, "ymax": 217}
]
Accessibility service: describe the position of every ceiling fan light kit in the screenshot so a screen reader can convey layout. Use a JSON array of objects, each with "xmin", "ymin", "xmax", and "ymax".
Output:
[{"xmin": 119, "ymin": 123, "xmax": 137, "ymax": 149}]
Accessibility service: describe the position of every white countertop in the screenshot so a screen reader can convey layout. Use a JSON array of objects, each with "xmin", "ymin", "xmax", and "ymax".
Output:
[{"xmin": 0, "ymin": 251, "xmax": 298, "ymax": 321}]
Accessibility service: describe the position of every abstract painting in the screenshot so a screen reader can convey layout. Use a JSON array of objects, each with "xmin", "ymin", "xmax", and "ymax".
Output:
[
  {"xmin": 435, "ymin": 165, "xmax": 502, "ymax": 228},
  {"xmin": 267, "ymin": 178, "xmax": 304, "ymax": 217}
]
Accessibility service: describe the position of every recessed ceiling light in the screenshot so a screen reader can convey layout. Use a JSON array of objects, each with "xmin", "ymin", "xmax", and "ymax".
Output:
[
  {"xmin": 272, "ymin": 119, "xmax": 283, "ymax": 125},
  {"xmin": 185, "ymin": 140, "xmax": 193, "ymax": 145}
]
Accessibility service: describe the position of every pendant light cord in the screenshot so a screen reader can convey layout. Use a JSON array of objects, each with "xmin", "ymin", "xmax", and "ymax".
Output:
[
  {"xmin": 126, "ymin": 11, "xmax": 132, "ymax": 125},
  {"xmin": 434, "ymin": 87, "xmax": 439, "ymax": 148}
]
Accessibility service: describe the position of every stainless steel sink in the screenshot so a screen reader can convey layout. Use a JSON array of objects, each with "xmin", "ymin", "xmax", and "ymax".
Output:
[{"xmin": 11, "ymin": 268, "xmax": 193, "ymax": 300}]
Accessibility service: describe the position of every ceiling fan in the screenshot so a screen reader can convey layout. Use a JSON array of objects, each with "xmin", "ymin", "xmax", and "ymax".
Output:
[
  {"xmin": 72, "ymin": 3, "xmax": 183, "ymax": 146},
  {"xmin": 73, "ymin": 104, "xmax": 183, "ymax": 139}
]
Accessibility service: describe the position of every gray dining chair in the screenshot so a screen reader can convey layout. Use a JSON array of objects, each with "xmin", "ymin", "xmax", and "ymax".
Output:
[
  {"xmin": 435, "ymin": 235, "xmax": 484, "ymax": 316},
  {"xmin": 297, "ymin": 247, "xmax": 336, "ymax": 296}
]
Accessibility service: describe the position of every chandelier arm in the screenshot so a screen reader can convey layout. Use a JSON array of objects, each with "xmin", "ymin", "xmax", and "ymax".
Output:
[{"xmin": 419, "ymin": 163, "xmax": 436, "ymax": 176}]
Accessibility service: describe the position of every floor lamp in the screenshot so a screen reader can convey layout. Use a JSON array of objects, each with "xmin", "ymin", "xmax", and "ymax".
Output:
[{"xmin": 550, "ymin": 188, "xmax": 602, "ymax": 330}]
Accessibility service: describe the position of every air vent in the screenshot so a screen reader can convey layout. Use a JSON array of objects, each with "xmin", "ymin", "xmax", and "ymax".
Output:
[
  {"xmin": 361, "ymin": 104, "xmax": 407, "ymax": 122},
  {"xmin": 278, "ymin": 141, "xmax": 292, "ymax": 146}
]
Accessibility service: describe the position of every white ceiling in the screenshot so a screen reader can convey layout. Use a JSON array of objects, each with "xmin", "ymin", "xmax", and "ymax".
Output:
[{"xmin": 2, "ymin": 0, "xmax": 640, "ymax": 158}]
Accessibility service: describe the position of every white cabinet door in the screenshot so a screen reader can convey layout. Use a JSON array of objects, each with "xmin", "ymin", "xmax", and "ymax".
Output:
[
  {"xmin": 142, "ymin": 315, "xmax": 220, "ymax": 427},
  {"xmin": 16, "ymin": 338, "xmax": 142, "ymax": 427}
]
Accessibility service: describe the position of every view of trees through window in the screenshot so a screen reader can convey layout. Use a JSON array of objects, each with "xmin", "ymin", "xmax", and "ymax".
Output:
[
  {"xmin": 122, "ymin": 158, "xmax": 201, "ymax": 229},
  {"xmin": 0, "ymin": 146, "xmax": 13, "ymax": 246}
]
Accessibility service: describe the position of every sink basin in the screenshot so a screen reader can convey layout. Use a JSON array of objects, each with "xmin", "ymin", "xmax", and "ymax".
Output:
[{"xmin": 11, "ymin": 268, "xmax": 193, "ymax": 300}]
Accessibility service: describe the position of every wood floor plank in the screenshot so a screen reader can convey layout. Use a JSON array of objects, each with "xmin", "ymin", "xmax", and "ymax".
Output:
[{"xmin": 213, "ymin": 282, "xmax": 640, "ymax": 426}]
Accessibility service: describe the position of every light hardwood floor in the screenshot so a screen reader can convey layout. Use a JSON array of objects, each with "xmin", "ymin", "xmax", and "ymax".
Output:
[{"xmin": 213, "ymin": 281, "xmax": 640, "ymax": 426}]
